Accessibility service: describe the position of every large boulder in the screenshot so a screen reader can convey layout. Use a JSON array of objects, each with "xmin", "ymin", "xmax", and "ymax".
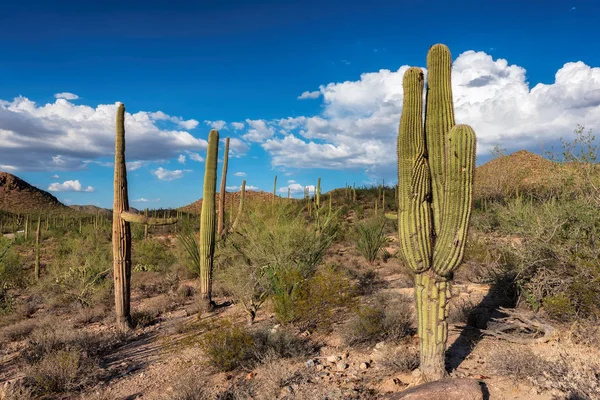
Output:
[{"xmin": 382, "ymin": 378, "xmax": 486, "ymax": 400}]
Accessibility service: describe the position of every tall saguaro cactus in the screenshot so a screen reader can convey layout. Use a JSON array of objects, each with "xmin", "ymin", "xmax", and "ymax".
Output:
[
  {"xmin": 218, "ymin": 137, "xmax": 230, "ymax": 237},
  {"xmin": 397, "ymin": 44, "xmax": 476, "ymax": 381},
  {"xmin": 112, "ymin": 104, "xmax": 178, "ymax": 331},
  {"xmin": 199, "ymin": 129, "xmax": 219, "ymax": 309}
]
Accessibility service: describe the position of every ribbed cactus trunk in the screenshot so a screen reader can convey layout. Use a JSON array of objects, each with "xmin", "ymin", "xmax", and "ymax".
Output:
[
  {"xmin": 144, "ymin": 208, "xmax": 149, "ymax": 239},
  {"xmin": 231, "ymin": 180, "xmax": 245, "ymax": 232},
  {"xmin": 397, "ymin": 44, "xmax": 476, "ymax": 381},
  {"xmin": 272, "ymin": 175, "xmax": 277, "ymax": 205},
  {"xmin": 199, "ymin": 130, "xmax": 219, "ymax": 309},
  {"xmin": 218, "ymin": 137, "xmax": 230, "ymax": 237},
  {"xmin": 112, "ymin": 104, "xmax": 132, "ymax": 331},
  {"xmin": 34, "ymin": 216, "xmax": 41, "ymax": 280}
]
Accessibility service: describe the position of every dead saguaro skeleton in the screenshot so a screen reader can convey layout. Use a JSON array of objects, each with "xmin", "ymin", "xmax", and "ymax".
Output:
[{"xmin": 112, "ymin": 104, "xmax": 177, "ymax": 331}]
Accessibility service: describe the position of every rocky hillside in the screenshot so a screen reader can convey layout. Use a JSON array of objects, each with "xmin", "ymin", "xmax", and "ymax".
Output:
[
  {"xmin": 69, "ymin": 205, "xmax": 112, "ymax": 216},
  {"xmin": 0, "ymin": 172, "xmax": 68, "ymax": 214}
]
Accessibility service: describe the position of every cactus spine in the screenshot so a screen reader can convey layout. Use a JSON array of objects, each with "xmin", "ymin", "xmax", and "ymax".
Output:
[
  {"xmin": 218, "ymin": 137, "xmax": 230, "ymax": 238},
  {"xmin": 199, "ymin": 129, "xmax": 219, "ymax": 309},
  {"xmin": 397, "ymin": 44, "xmax": 476, "ymax": 381}
]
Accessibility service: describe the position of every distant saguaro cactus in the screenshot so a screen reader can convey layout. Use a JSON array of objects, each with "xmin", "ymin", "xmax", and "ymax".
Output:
[
  {"xmin": 199, "ymin": 129, "xmax": 219, "ymax": 309},
  {"xmin": 112, "ymin": 104, "xmax": 178, "ymax": 331},
  {"xmin": 34, "ymin": 216, "xmax": 41, "ymax": 280},
  {"xmin": 397, "ymin": 44, "xmax": 476, "ymax": 381},
  {"xmin": 272, "ymin": 175, "xmax": 277, "ymax": 205},
  {"xmin": 218, "ymin": 137, "xmax": 230, "ymax": 238},
  {"xmin": 230, "ymin": 180, "xmax": 246, "ymax": 232}
]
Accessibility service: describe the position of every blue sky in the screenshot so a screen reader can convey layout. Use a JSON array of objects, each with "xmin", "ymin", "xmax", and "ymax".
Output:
[{"xmin": 0, "ymin": 0, "xmax": 598, "ymax": 208}]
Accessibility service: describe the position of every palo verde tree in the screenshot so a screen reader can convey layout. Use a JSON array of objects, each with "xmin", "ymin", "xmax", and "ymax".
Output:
[
  {"xmin": 112, "ymin": 104, "xmax": 177, "ymax": 331},
  {"xmin": 397, "ymin": 44, "xmax": 476, "ymax": 381}
]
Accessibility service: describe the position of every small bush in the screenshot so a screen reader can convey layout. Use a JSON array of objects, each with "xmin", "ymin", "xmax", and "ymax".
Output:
[
  {"xmin": 343, "ymin": 298, "xmax": 412, "ymax": 346},
  {"xmin": 355, "ymin": 217, "xmax": 390, "ymax": 263},
  {"xmin": 28, "ymin": 349, "xmax": 92, "ymax": 394},
  {"xmin": 202, "ymin": 321, "xmax": 313, "ymax": 372},
  {"xmin": 378, "ymin": 346, "xmax": 419, "ymax": 372},
  {"xmin": 133, "ymin": 238, "xmax": 175, "ymax": 273},
  {"xmin": 202, "ymin": 321, "xmax": 256, "ymax": 371},
  {"xmin": 0, "ymin": 381, "xmax": 35, "ymax": 400},
  {"xmin": 448, "ymin": 299, "xmax": 476, "ymax": 325},
  {"xmin": 1, "ymin": 318, "xmax": 38, "ymax": 342},
  {"xmin": 165, "ymin": 373, "xmax": 208, "ymax": 400}
]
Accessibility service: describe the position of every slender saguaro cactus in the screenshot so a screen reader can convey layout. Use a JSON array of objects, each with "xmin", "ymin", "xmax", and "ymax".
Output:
[
  {"xmin": 272, "ymin": 175, "xmax": 277, "ymax": 205},
  {"xmin": 218, "ymin": 137, "xmax": 230, "ymax": 237},
  {"xmin": 199, "ymin": 129, "xmax": 219, "ymax": 309},
  {"xmin": 112, "ymin": 104, "xmax": 178, "ymax": 331},
  {"xmin": 397, "ymin": 44, "xmax": 476, "ymax": 381},
  {"xmin": 112, "ymin": 104, "xmax": 133, "ymax": 331},
  {"xmin": 24, "ymin": 215, "xmax": 29, "ymax": 240},
  {"xmin": 34, "ymin": 216, "xmax": 41, "ymax": 280},
  {"xmin": 230, "ymin": 180, "xmax": 246, "ymax": 232},
  {"xmin": 288, "ymin": 187, "xmax": 291, "ymax": 199}
]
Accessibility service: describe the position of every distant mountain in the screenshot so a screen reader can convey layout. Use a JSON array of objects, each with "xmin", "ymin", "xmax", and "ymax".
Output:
[
  {"xmin": 69, "ymin": 205, "xmax": 112, "ymax": 216},
  {"xmin": 0, "ymin": 172, "xmax": 68, "ymax": 214}
]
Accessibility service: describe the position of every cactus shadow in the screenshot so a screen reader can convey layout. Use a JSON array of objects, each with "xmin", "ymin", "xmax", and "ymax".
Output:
[{"xmin": 445, "ymin": 275, "xmax": 517, "ymax": 373}]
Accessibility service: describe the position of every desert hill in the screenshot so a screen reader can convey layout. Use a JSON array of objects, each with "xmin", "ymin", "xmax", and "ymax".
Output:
[
  {"xmin": 0, "ymin": 172, "xmax": 68, "ymax": 214},
  {"xmin": 179, "ymin": 190, "xmax": 287, "ymax": 214},
  {"xmin": 69, "ymin": 205, "xmax": 112, "ymax": 216}
]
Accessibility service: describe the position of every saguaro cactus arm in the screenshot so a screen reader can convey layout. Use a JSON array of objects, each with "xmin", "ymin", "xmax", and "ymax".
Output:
[
  {"xmin": 120, "ymin": 212, "xmax": 178, "ymax": 226},
  {"xmin": 218, "ymin": 137, "xmax": 230, "ymax": 237}
]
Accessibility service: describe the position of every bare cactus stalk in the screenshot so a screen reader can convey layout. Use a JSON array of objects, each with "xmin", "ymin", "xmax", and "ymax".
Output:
[
  {"xmin": 34, "ymin": 216, "xmax": 41, "ymax": 280},
  {"xmin": 24, "ymin": 215, "xmax": 29, "ymax": 240},
  {"xmin": 230, "ymin": 180, "xmax": 246, "ymax": 232},
  {"xmin": 272, "ymin": 175, "xmax": 277, "ymax": 205},
  {"xmin": 112, "ymin": 103, "xmax": 133, "ymax": 331},
  {"xmin": 144, "ymin": 208, "xmax": 149, "ymax": 239},
  {"xmin": 218, "ymin": 137, "xmax": 230, "ymax": 237},
  {"xmin": 199, "ymin": 130, "xmax": 219, "ymax": 309}
]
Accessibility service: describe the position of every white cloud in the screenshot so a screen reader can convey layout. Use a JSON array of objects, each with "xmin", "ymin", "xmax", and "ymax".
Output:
[
  {"xmin": 127, "ymin": 161, "xmax": 146, "ymax": 171},
  {"xmin": 297, "ymin": 90, "xmax": 321, "ymax": 100},
  {"xmin": 48, "ymin": 180, "xmax": 95, "ymax": 192},
  {"xmin": 54, "ymin": 92, "xmax": 79, "ymax": 100},
  {"xmin": 231, "ymin": 122, "xmax": 245, "ymax": 130},
  {"xmin": 186, "ymin": 151, "xmax": 204, "ymax": 162},
  {"xmin": 205, "ymin": 120, "xmax": 227, "ymax": 130},
  {"xmin": 242, "ymin": 119, "xmax": 275, "ymax": 142},
  {"xmin": 152, "ymin": 167, "xmax": 191, "ymax": 181},
  {"xmin": 0, "ymin": 97, "xmax": 207, "ymax": 171},
  {"xmin": 150, "ymin": 111, "xmax": 199, "ymax": 129},
  {"xmin": 229, "ymin": 138, "xmax": 249, "ymax": 157},
  {"xmin": 177, "ymin": 154, "xmax": 186, "ymax": 164},
  {"xmin": 51, "ymin": 174, "xmax": 59, "ymax": 179},
  {"xmin": 234, "ymin": 172, "xmax": 247, "ymax": 177},
  {"xmin": 226, "ymin": 184, "xmax": 259, "ymax": 191},
  {"xmin": 279, "ymin": 181, "xmax": 315, "ymax": 196},
  {"xmin": 132, "ymin": 197, "xmax": 160, "ymax": 202},
  {"xmin": 253, "ymin": 51, "xmax": 600, "ymax": 172}
]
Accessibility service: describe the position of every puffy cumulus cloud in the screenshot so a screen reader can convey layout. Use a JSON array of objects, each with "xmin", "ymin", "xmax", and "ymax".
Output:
[
  {"xmin": 126, "ymin": 161, "xmax": 146, "ymax": 171},
  {"xmin": 297, "ymin": 90, "xmax": 321, "ymax": 100},
  {"xmin": 242, "ymin": 119, "xmax": 275, "ymax": 142},
  {"xmin": 233, "ymin": 172, "xmax": 247, "ymax": 177},
  {"xmin": 205, "ymin": 120, "xmax": 227, "ymax": 130},
  {"xmin": 186, "ymin": 151, "xmax": 204, "ymax": 162},
  {"xmin": 226, "ymin": 184, "xmax": 259, "ymax": 191},
  {"xmin": 228, "ymin": 137, "xmax": 249, "ymax": 157},
  {"xmin": 152, "ymin": 167, "xmax": 191, "ymax": 181},
  {"xmin": 0, "ymin": 96, "xmax": 208, "ymax": 171},
  {"xmin": 278, "ymin": 180, "xmax": 316, "ymax": 195},
  {"xmin": 231, "ymin": 122, "xmax": 245, "ymax": 130},
  {"xmin": 51, "ymin": 174, "xmax": 59, "ymax": 179},
  {"xmin": 253, "ymin": 51, "xmax": 600, "ymax": 172},
  {"xmin": 54, "ymin": 92, "xmax": 79, "ymax": 100},
  {"xmin": 177, "ymin": 154, "xmax": 186, "ymax": 164},
  {"xmin": 48, "ymin": 179, "xmax": 95, "ymax": 192}
]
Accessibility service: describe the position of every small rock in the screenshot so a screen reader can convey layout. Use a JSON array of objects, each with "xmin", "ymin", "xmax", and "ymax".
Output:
[
  {"xmin": 341, "ymin": 351, "xmax": 349, "ymax": 360},
  {"xmin": 336, "ymin": 362, "xmax": 348, "ymax": 371},
  {"xmin": 279, "ymin": 385, "xmax": 294, "ymax": 396},
  {"xmin": 246, "ymin": 371, "xmax": 256, "ymax": 380},
  {"xmin": 305, "ymin": 359, "xmax": 315, "ymax": 368},
  {"xmin": 359, "ymin": 362, "xmax": 369, "ymax": 370},
  {"xmin": 375, "ymin": 341, "xmax": 386, "ymax": 349},
  {"xmin": 327, "ymin": 355, "xmax": 341, "ymax": 363},
  {"xmin": 316, "ymin": 364, "xmax": 324, "ymax": 371}
]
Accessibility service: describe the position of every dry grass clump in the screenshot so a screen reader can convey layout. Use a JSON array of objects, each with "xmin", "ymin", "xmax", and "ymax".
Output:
[
  {"xmin": 377, "ymin": 345, "xmax": 419, "ymax": 372},
  {"xmin": 489, "ymin": 345, "xmax": 600, "ymax": 399},
  {"xmin": 0, "ymin": 318, "xmax": 38, "ymax": 342},
  {"xmin": 343, "ymin": 295, "xmax": 413, "ymax": 346}
]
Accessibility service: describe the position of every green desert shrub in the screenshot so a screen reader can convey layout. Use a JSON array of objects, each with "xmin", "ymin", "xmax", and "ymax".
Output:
[
  {"xmin": 355, "ymin": 217, "xmax": 390, "ymax": 263},
  {"xmin": 132, "ymin": 238, "xmax": 175, "ymax": 272}
]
